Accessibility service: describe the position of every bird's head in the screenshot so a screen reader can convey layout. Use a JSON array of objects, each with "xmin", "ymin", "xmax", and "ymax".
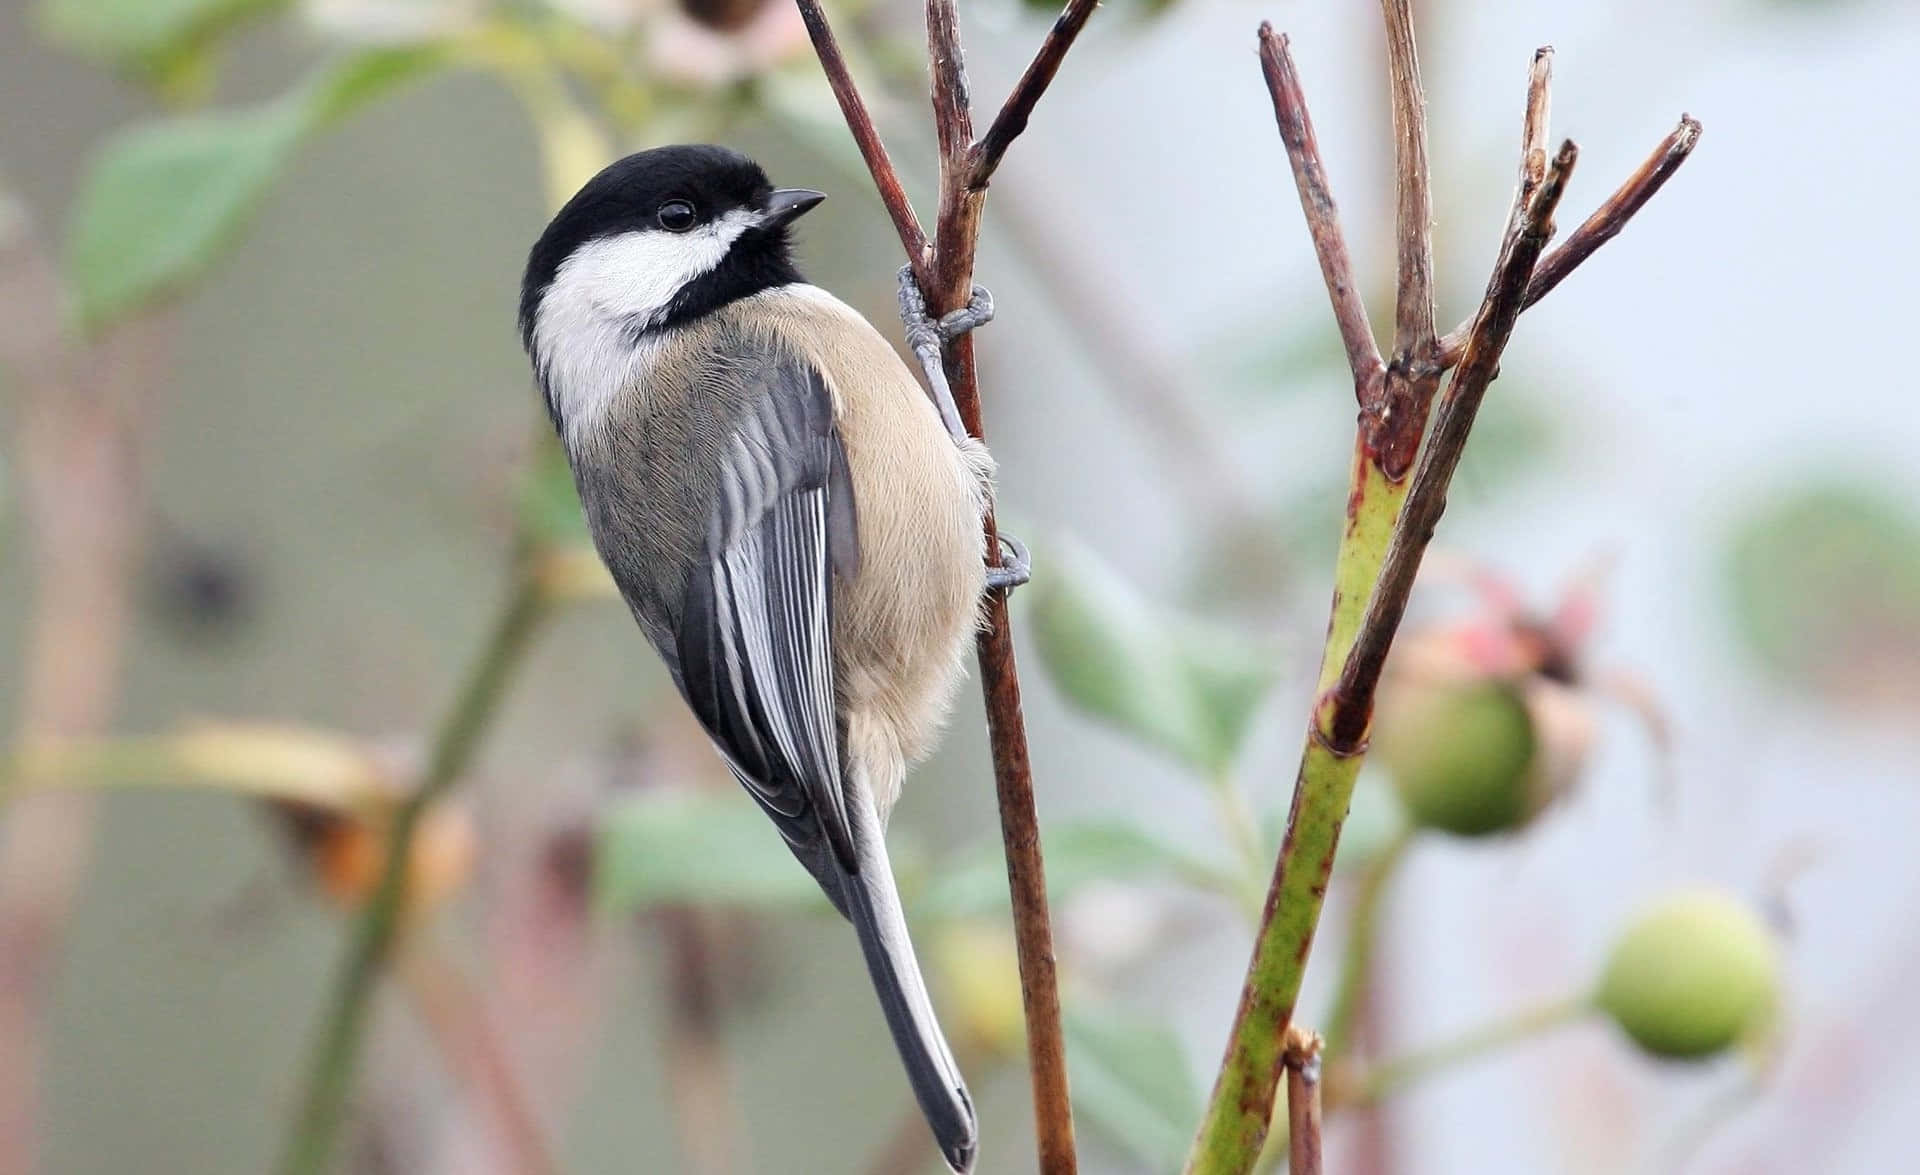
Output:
[{"xmin": 520, "ymin": 145, "xmax": 825, "ymax": 411}]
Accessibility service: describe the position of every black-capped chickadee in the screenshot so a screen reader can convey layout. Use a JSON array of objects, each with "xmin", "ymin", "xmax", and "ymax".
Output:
[{"xmin": 519, "ymin": 145, "xmax": 1024, "ymax": 1172}]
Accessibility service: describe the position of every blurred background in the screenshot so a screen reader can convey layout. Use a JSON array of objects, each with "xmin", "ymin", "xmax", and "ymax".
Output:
[{"xmin": 2, "ymin": 0, "xmax": 1916, "ymax": 1172}]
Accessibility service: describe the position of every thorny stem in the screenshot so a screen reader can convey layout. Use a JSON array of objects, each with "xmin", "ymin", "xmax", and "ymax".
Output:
[
  {"xmin": 794, "ymin": 1, "xmax": 1101, "ymax": 1169},
  {"xmin": 1183, "ymin": 8, "xmax": 1698, "ymax": 1170},
  {"xmin": 276, "ymin": 572, "xmax": 548, "ymax": 1175}
]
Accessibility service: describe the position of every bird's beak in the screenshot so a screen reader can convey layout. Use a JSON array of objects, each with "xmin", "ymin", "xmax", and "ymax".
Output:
[{"xmin": 760, "ymin": 188, "xmax": 827, "ymax": 230}]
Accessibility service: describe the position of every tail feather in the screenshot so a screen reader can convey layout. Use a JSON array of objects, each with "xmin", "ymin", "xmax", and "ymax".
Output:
[{"xmin": 841, "ymin": 809, "xmax": 977, "ymax": 1173}]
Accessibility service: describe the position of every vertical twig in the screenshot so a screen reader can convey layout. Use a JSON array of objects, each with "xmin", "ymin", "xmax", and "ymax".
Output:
[
  {"xmin": 1185, "ymin": 12, "xmax": 1698, "ymax": 1170},
  {"xmin": 396, "ymin": 944, "xmax": 562, "ymax": 1175},
  {"xmin": 790, "ymin": 0, "xmax": 932, "ymax": 283},
  {"xmin": 792, "ymin": 2, "xmax": 1101, "ymax": 1169},
  {"xmin": 1283, "ymin": 1029, "xmax": 1324, "ymax": 1175},
  {"xmin": 277, "ymin": 575, "xmax": 548, "ymax": 1175},
  {"xmin": 0, "ymin": 195, "xmax": 169, "ymax": 1175},
  {"xmin": 1258, "ymin": 30, "xmax": 1385, "ymax": 402}
]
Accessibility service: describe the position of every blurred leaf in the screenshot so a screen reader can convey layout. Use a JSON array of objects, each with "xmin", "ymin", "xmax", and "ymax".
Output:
[
  {"xmin": 917, "ymin": 820, "xmax": 1226, "ymax": 919},
  {"xmin": 38, "ymin": 0, "xmax": 289, "ymax": 71},
  {"xmin": 1030, "ymin": 536, "xmax": 1278, "ymax": 777},
  {"xmin": 1216, "ymin": 318, "xmax": 1351, "ymax": 403},
  {"xmin": 1724, "ymin": 481, "xmax": 1920, "ymax": 705},
  {"xmin": 518, "ymin": 435, "xmax": 589, "ymax": 544},
  {"xmin": 4, "ymin": 721, "xmax": 390, "ymax": 811},
  {"xmin": 1065, "ymin": 1002, "xmax": 1200, "ymax": 1172},
  {"xmin": 65, "ymin": 47, "xmax": 442, "ymax": 328},
  {"xmin": 931, "ymin": 921, "xmax": 1025, "ymax": 1057},
  {"xmin": 597, "ymin": 787, "xmax": 828, "ymax": 912}
]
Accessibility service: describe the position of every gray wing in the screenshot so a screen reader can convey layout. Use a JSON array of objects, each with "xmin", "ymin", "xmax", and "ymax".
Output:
[{"xmin": 674, "ymin": 355, "xmax": 863, "ymax": 874}]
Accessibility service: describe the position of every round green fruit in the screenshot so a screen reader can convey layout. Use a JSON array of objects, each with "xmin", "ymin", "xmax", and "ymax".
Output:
[
  {"xmin": 1597, "ymin": 890, "xmax": 1780, "ymax": 1060},
  {"xmin": 1376, "ymin": 680, "xmax": 1537, "ymax": 837}
]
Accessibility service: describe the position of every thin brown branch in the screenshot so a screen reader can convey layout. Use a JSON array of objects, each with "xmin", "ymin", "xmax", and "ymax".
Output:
[
  {"xmin": 1438, "ymin": 114, "xmax": 1702, "ymax": 365},
  {"xmin": 799, "ymin": 0, "xmax": 1087, "ymax": 1168},
  {"xmin": 925, "ymin": 0, "xmax": 983, "ymax": 309},
  {"xmin": 0, "ymin": 195, "xmax": 167, "ymax": 1175},
  {"xmin": 1330, "ymin": 140, "xmax": 1579, "ymax": 748},
  {"xmin": 397, "ymin": 945, "xmax": 561, "ymax": 1175},
  {"xmin": 1284, "ymin": 1028, "xmax": 1325, "ymax": 1175},
  {"xmin": 1257, "ymin": 25, "xmax": 1384, "ymax": 402},
  {"xmin": 657, "ymin": 908, "xmax": 749, "ymax": 1175},
  {"xmin": 967, "ymin": 0, "xmax": 1101, "ymax": 191},
  {"xmin": 1379, "ymin": 0, "xmax": 1436, "ymax": 365},
  {"xmin": 1359, "ymin": 0, "xmax": 1444, "ymax": 478},
  {"xmin": 1518, "ymin": 48, "xmax": 1555, "ymax": 209},
  {"xmin": 792, "ymin": 0, "xmax": 934, "ymax": 287}
]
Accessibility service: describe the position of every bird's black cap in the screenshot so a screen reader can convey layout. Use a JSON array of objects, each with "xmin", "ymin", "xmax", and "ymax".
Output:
[{"xmin": 519, "ymin": 144, "xmax": 821, "ymax": 351}]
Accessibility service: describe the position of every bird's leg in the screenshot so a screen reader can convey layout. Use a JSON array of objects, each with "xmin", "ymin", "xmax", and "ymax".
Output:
[
  {"xmin": 985, "ymin": 532, "xmax": 1031, "ymax": 593},
  {"xmin": 898, "ymin": 268, "xmax": 1036, "ymax": 591},
  {"xmin": 898, "ymin": 267, "xmax": 1032, "ymax": 595},
  {"xmin": 898, "ymin": 265, "xmax": 993, "ymax": 448}
]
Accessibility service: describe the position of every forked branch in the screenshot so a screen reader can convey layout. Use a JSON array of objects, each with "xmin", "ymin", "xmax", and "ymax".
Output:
[
  {"xmin": 792, "ymin": 1, "xmax": 1103, "ymax": 1171},
  {"xmin": 1183, "ymin": 6, "xmax": 1698, "ymax": 1170}
]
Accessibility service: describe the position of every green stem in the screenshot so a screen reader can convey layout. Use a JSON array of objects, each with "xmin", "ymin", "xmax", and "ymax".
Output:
[
  {"xmin": 274, "ymin": 570, "xmax": 548, "ymax": 1175},
  {"xmin": 1347, "ymin": 993, "xmax": 1590, "ymax": 1108},
  {"xmin": 1321, "ymin": 823, "xmax": 1413, "ymax": 1059}
]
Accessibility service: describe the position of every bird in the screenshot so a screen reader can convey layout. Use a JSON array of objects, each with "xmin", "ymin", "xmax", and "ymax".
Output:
[{"xmin": 518, "ymin": 143, "xmax": 1025, "ymax": 1172}]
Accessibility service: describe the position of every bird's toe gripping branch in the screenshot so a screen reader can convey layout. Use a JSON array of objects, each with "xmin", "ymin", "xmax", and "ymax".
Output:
[
  {"xmin": 986, "ymin": 531, "xmax": 1031, "ymax": 593},
  {"xmin": 899, "ymin": 265, "xmax": 996, "ymax": 448}
]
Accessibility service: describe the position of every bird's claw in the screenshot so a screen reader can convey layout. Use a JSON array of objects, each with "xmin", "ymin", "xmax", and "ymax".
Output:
[
  {"xmin": 898, "ymin": 265, "xmax": 994, "ymax": 348},
  {"xmin": 985, "ymin": 532, "xmax": 1031, "ymax": 593}
]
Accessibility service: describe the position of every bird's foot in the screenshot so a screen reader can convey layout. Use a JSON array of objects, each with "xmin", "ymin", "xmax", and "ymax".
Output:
[
  {"xmin": 985, "ymin": 532, "xmax": 1031, "ymax": 593},
  {"xmin": 898, "ymin": 265, "xmax": 995, "ymax": 349},
  {"xmin": 897, "ymin": 265, "xmax": 995, "ymax": 448}
]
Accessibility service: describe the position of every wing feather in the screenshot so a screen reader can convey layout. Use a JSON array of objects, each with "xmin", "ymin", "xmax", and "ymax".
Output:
[{"xmin": 674, "ymin": 358, "xmax": 859, "ymax": 871}]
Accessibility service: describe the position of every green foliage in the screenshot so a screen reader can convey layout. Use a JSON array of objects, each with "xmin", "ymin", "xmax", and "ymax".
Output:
[
  {"xmin": 517, "ymin": 435, "xmax": 589, "ymax": 545},
  {"xmin": 64, "ymin": 48, "xmax": 443, "ymax": 329},
  {"xmin": 1597, "ymin": 890, "xmax": 1779, "ymax": 1060},
  {"xmin": 1724, "ymin": 481, "xmax": 1920, "ymax": 701},
  {"xmin": 1030, "ymin": 536, "xmax": 1277, "ymax": 777},
  {"xmin": 1376, "ymin": 680, "xmax": 1538, "ymax": 837},
  {"xmin": 38, "ymin": 0, "xmax": 288, "ymax": 76},
  {"xmin": 917, "ymin": 820, "xmax": 1225, "ymax": 919},
  {"xmin": 1065, "ymin": 1003, "xmax": 1201, "ymax": 1172},
  {"xmin": 596, "ymin": 787, "xmax": 828, "ymax": 912}
]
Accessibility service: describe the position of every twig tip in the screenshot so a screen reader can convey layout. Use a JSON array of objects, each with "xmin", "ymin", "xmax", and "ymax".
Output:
[{"xmin": 1676, "ymin": 114, "xmax": 1704, "ymax": 147}]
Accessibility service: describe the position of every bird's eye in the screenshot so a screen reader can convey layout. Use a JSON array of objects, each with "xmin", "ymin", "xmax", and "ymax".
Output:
[{"xmin": 657, "ymin": 201, "xmax": 698, "ymax": 233}]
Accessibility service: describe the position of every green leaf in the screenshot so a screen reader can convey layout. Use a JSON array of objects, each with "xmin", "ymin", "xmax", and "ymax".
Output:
[
  {"xmin": 916, "ymin": 821, "xmax": 1226, "ymax": 919},
  {"xmin": 1065, "ymin": 1002, "xmax": 1200, "ymax": 1172},
  {"xmin": 517, "ymin": 435, "xmax": 589, "ymax": 545},
  {"xmin": 1724, "ymin": 480, "xmax": 1920, "ymax": 704},
  {"xmin": 596, "ymin": 788, "xmax": 829, "ymax": 912},
  {"xmin": 38, "ymin": 0, "xmax": 289, "ymax": 69},
  {"xmin": 64, "ymin": 48, "xmax": 442, "ymax": 329},
  {"xmin": 1029, "ymin": 536, "xmax": 1278, "ymax": 776}
]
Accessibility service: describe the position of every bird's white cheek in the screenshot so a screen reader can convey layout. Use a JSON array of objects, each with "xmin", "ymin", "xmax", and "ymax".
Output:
[{"xmin": 533, "ymin": 211, "xmax": 759, "ymax": 444}]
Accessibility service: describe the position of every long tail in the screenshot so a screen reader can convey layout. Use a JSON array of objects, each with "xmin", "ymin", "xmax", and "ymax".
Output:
[{"xmin": 840, "ymin": 801, "xmax": 977, "ymax": 1173}]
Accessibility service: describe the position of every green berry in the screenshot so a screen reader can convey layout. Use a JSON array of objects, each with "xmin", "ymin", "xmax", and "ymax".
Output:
[
  {"xmin": 1376, "ymin": 680, "xmax": 1537, "ymax": 836},
  {"xmin": 1597, "ymin": 890, "xmax": 1780, "ymax": 1060}
]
